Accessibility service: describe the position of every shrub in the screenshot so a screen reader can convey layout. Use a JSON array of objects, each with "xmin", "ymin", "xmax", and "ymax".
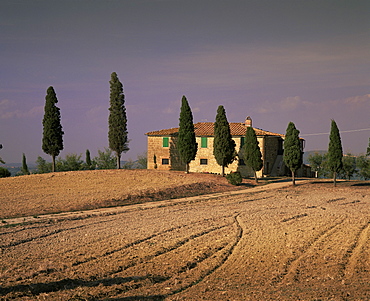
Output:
[
  {"xmin": 35, "ymin": 156, "xmax": 52, "ymax": 174},
  {"xmin": 93, "ymin": 148, "xmax": 116, "ymax": 170},
  {"xmin": 137, "ymin": 152, "xmax": 147, "ymax": 169},
  {"xmin": 226, "ymin": 171, "xmax": 242, "ymax": 185},
  {"xmin": 56, "ymin": 153, "xmax": 84, "ymax": 171},
  {"xmin": 0, "ymin": 167, "xmax": 11, "ymax": 178}
]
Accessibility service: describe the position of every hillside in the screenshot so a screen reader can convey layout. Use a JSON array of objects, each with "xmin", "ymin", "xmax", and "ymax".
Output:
[{"xmin": 0, "ymin": 169, "xmax": 248, "ymax": 219}]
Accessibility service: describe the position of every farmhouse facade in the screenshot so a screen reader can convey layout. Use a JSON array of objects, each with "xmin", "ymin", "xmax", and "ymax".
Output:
[{"xmin": 146, "ymin": 117, "xmax": 311, "ymax": 178}]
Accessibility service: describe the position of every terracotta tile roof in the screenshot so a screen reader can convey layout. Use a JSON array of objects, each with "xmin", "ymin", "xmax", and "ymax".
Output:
[
  {"xmin": 146, "ymin": 127, "xmax": 180, "ymax": 136},
  {"xmin": 146, "ymin": 122, "xmax": 285, "ymax": 138}
]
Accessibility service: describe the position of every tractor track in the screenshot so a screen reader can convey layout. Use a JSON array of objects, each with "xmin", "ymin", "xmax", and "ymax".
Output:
[
  {"xmin": 341, "ymin": 220, "xmax": 370, "ymax": 280},
  {"xmin": 271, "ymin": 218, "xmax": 346, "ymax": 285}
]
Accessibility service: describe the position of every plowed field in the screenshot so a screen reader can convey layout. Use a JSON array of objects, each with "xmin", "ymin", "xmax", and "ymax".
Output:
[{"xmin": 1, "ymin": 171, "xmax": 369, "ymax": 300}]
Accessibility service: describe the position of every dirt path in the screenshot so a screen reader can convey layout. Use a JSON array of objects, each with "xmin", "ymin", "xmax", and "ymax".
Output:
[
  {"xmin": 1, "ymin": 180, "xmax": 369, "ymax": 300},
  {"xmin": 2, "ymin": 179, "xmax": 307, "ymax": 226}
]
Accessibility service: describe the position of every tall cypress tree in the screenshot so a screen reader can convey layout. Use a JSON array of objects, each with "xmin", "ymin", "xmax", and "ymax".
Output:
[
  {"xmin": 85, "ymin": 149, "xmax": 93, "ymax": 170},
  {"xmin": 42, "ymin": 86, "xmax": 64, "ymax": 172},
  {"xmin": 0, "ymin": 144, "xmax": 4, "ymax": 164},
  {"xmin": 243, "ymin": 126, "xmax": 263, "ymax": 183},
  {"xmin": 21, "ymin": 153, "xmax": 30, "ymax": 175},
  {"xmin": 177, "ymin": 96, "xmax": 197, "ymax": 173},
  {"xmin": 327, "ymin": 119, "xmax": 343, "ymax": 187},
  {"xmin": 213, "ymin": 105, "xmax": 236, "ymax": 176},
  {"xmin": 283, "ymin": 122, "xmax": 303, "ymax": 186},
  {"xmin": 108, "ymin": 72, "xmax": 129, "ymax": 169}
]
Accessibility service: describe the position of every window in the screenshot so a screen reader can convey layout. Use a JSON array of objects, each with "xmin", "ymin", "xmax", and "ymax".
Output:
[
  {"xmin": 162, "ymin": 137, "xmax": 169, "ymax": 147},
  {"xmin": 200, "ymin": 159, "xmax": 208, "ymax": 165},
  {"xmin": 162, "ymin": 158, "xmax": 169, "ymax": 165},
  {"xmin": 240, "ymin": 137, "xmax": 245, "ymax": 148},
  {"xmin": 239, "ymin": 159, "xmax": 246, "ymax": 166},
  {"xmin": 201, "ymin": 137, "xmax": 208, "ymax": 148},
  {"xmin": 278, "ymin": 138, "xmax": 284, "ymax": 155}
]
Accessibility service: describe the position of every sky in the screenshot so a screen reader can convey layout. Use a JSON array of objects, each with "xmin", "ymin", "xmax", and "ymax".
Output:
[{"xmin": 1, "ymin": 0, "xmax": 369, "ymax": 164}]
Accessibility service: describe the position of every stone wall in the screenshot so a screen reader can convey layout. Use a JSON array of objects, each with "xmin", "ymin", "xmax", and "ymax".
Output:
[
  {"xmin": 189, "ymin": 136, "xmax": 262, "ymax": 177},
  {"xmin": 147, "ymin": 136, "xmax": 185, "ymax": 171},
  {"xmin": 147, "ymin": 134, "xmax": 285, "ymax": 178},
  {"xmin": 263, "ymin": 136, "xmax": 283, "ymax": 175}
]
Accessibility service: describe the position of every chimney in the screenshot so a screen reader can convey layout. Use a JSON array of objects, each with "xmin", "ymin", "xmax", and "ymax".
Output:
[{"xmin": 245, "ymin": 116, "xmax": 252, "ymax": 127}]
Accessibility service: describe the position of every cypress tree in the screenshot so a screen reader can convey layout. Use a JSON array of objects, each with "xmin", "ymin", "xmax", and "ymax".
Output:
[
  {"xmin": 213, "ymin": 105, "xmax": 236, "ymax": 176},
  {"xmin": 153, "ymin": 154, "xmax": 157, "ymax": 169},
  {"xmin": 327, "ymin": 119, "xmax": 343, "ymax": 187},
  {"xmin": 177, "ymin": 96, "xmax": 197, "ymax": 173},
  {"xmin": 283, "ymin": 122, "xmax": 303, "ymax": 186},
  {"xmin": 0, "ymin": 144, "xmax": 4, "ymax": 164},
  {"xmin": 42, "ymin": 86, "xmax": 64, "ymax": 172},
  {"xmin": 108, "ymin": 72, "xmax": 129, "ymax": 169},
  {"xmin": 243, "ymin": 126, "xmax": 263, "ymax": 183},
  {"xmin": 85, "ymin": 149, "xmax": 93, "ymax": 170},
  {"xmin": 21, "ymin": 153, "xmax": 30, "ymax": 175},
  {"xmin": 366, "ymin": 138, "xmax": 370, "ymax": 156}
]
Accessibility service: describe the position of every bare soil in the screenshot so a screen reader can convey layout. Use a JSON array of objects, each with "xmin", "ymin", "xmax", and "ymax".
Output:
[
  {"xmin": 1, "ymin": 170, "xmax": 369, "ymax": 300},
  {"xmin": 0, "ymin": 170, "xmax": 247, "ymax": 219}
]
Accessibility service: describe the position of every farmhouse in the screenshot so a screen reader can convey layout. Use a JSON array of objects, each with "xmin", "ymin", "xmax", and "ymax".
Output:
[{"xmin": 146, "ymin": 117, "xmax": 311, "ymax": 178}]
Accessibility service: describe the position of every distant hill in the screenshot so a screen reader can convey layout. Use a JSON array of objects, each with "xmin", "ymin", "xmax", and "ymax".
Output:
[{"xmin": 0, "ymin": 163, "xmax": 37, "ymax": 176}]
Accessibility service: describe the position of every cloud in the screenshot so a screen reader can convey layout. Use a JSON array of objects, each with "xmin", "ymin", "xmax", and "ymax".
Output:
[
  {"xmin": 0, "ymin": 99, "xmax": 43, "ymax": 119},
  {"xmin": 280, "ymin": 96, "xmax": 304, "ymax": 111},
  {"xmin": 0, "ymin": 99, "xmax": 11, "ymax": 109},
  {"xmin": 323, "ymin": 94, "xmax": 370, "ymax": 114},
  {"xmin": 27, "ymin": 106, "xmax": 44, "ymax": 117},
  {"xmin": 257, "ymin": 96, "xmax": 312, "ymax": 114},
  {"xmin": 344, "ymin": 94, "xmax": 370, "ymax": 105},
  {"xmin": 163, "ymin": 107, "xmax": 174, "ymax": 114},
  {"xmin": 86, "ymin": 105, "xmax": 106, "ymax": 120},
  {"xmin": 162, "ymin": 99, "xmax": 180, "ymax": 115},
  {"xmin": 257, "ymin": 93, "xmax": 370, "ymax": 118}
]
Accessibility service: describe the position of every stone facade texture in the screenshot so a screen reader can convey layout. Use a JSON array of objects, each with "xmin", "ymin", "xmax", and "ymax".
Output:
[{"xmin": 146, "ymin": 119, "xmax": 310, "ymax": 178}]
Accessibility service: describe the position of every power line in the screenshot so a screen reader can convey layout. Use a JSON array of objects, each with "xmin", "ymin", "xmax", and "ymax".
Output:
[{"xmin": 301, "ymin": 128, "xmax": 370, "ymax": 136}]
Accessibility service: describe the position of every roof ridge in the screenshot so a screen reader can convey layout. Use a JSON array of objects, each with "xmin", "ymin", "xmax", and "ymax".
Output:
[{"xmin": 146, "ymin": 122, "xmax": 287, "ymax": 137}]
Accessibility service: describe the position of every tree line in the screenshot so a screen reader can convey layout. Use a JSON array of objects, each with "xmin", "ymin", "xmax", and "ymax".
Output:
[
  {"xmin": 308, "ymin": 139, "xmax": 370, "ymax": 181},
  {"xmin": 34, "ymin": 149, "xmax": 147, "ymax": 174},
  {"xmin": 0, "ymin": 150, "xmax": 147, "ymax": 177},
  {"xmin": 177, "ymin": 97, "xmax": 369, "ymax": 186},
  {"xmin": 0, "ymin": 72, "xmax": 130, "ymax": 176},
  {"xmin": 1, "ymin": 77, "xmax": 369, "ymax": 184},
  {"xmin": 41, "ymin": 72, "xmax": 128, "ymax": 172}
]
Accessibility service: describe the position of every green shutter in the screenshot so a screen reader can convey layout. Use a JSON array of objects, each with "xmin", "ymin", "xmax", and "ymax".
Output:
[
  {"xmin": 241, "ymin": 137, "xmax": 245, "ymax": 147},
  {"xmin": 163, "ymin": 137, "xmax": 169, "ymax": 147},
  {"xmin": 201, "ymin": 137, "xmax": 208, "ymax": 148}
]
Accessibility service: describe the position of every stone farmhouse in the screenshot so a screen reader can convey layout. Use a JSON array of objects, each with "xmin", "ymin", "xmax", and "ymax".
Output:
[{"xmin": 146, "ymin": 117, "xmax": 311, "ymax": 178}]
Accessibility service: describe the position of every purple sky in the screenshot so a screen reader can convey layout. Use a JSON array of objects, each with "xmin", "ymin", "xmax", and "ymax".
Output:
[{"xmin": 1, "ymin": 0, "xmax": 369, "ymax": 164}]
